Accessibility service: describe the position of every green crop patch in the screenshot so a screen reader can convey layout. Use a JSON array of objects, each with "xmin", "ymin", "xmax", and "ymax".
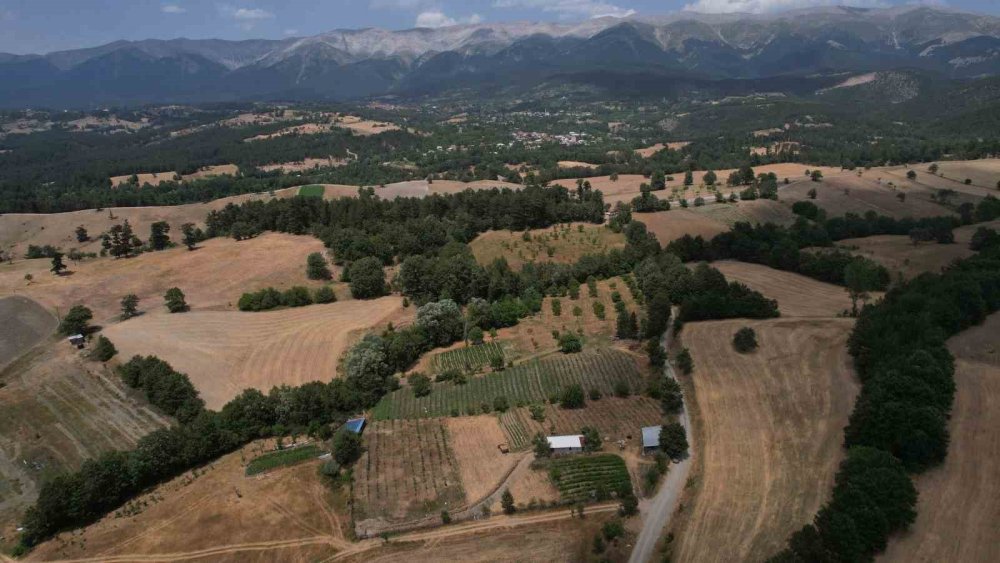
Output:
[
  {"xmin": 245, "ymin": 444, "xmax": 322, "ymax": 476},
  {"xmin": 298, "ymin": 184, "xmax": 326, "ymax": 198},
  {"xmin": 372, "ymin": 348, "xmax": 644, "ymax": 420},
  {"xmin": 431, "ymin": 341, "xmax": 505, "ymax": 374},
  {"xmin": 549, "ymin": 454, "xmax": 631, "ymax": 502}
]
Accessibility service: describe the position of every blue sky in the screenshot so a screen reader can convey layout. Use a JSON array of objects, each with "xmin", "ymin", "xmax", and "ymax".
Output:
[{"xmin": 0, "ymin": 0, "xmax": 998, "ymax": 54}]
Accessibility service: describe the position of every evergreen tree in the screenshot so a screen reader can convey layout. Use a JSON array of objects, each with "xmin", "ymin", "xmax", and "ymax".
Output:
[
  {"xmin": 75, "ymin": 225, "xmax": 89, "ymax": 243},
  {"xmin": 90, "ymin": 336, "xmax": 117, "ymax": 362},
  {"xmin": 501, "ymin": 489, "xmax": 516, "ymax": 514},
  {"xmin": 164, "ymin": 287, "xmax": 188, "ymax": 313},
  {"xmin": 50, "ymin": 252, "xmax": 66, "ymax": 275},
  {"xmin": 149, "ymin": 221, "xmax": 171, "ymax": 250},
  {"xmin": 306, "ymin": 252, "xmax": 332, "ymax": 280},
  {"xmin": 59, "ymin": 305, "xmax": 93, "ymax": 335},
  {"xmin": 120, "ymin": 294, "xmax": 139, "ymax": 320},
  {"xmin": 181, "ymin": 223, "xmax": 199, "ymax": 250}
]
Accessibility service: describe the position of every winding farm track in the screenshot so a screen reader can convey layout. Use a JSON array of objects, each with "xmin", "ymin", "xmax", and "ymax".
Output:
[
  {"xmin": 629, "ymin": 307, "xmax": 692, "ymax": 563},
  {"xmin": 40, "ymin": 504, "xmax": 620, "ymax": 563}
]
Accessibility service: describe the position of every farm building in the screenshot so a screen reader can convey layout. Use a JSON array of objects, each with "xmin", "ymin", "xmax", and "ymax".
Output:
[
  {"xmin": 343, "ymin": 417, "xmax": 366, "ymax": 434},
  {"xmin": 67, "ymin": 334, "xmax": 85, "ymax": 349},
  {"xmin": 547, "ymin": 435, "xmax": 584, "ymax": 455},
  {"xmin": 642, "ymin": 425, "xmax": 662, "ymax": 454}
]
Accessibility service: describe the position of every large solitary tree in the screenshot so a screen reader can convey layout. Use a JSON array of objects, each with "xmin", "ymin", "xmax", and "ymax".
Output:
[
  {"xmin": 149, "ymin": 221, "xmax": 171, "ymax": 250},
  {"xmin": 347, "ymin": 257, "xmax": 387, "ymax": 299}
]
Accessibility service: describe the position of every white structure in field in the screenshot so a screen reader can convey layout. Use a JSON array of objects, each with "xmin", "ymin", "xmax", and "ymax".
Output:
[{"xmin": 547, "ymin": 434, "xmax": 584, "ymax": 455}]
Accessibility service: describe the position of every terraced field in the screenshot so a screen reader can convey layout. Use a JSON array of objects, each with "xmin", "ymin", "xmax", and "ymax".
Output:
[{"xmin": 372, "ymin": 348, "xmax": 645, "ymax": 420}]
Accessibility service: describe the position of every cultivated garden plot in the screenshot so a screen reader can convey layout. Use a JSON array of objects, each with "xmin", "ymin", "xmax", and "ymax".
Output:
[
  {"xmin": 353, "ymin": 418, "xmax": 465, "ymax": 535},
  {"xmin": 547, "ymin": 454, "xmax": 632, "ymax": 503},
  {"xmin": 499, "ymin": 396, "xmax": 664, "ymax": 451},
  {"xmin": 431, "ymin": 341, "xmax": 506, "ymax": 375},
  {"xmin": 372, "ymin": 348, "xmax": 646, "ymax": 420}
]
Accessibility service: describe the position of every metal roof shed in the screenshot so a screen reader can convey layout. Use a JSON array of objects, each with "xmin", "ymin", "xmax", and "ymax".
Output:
[{"xmin": 642, "ymin": 425, "xmax": 662, "ymax": 450}]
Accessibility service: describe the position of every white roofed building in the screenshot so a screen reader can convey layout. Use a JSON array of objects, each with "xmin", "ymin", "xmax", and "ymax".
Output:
[{"xmin": 546, "ymin": 434, "xmax": 584, "ymax": 455}]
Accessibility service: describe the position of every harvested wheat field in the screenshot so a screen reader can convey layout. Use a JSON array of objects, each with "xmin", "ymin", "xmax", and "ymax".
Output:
[
  {"xmin": 445, "ymin": 416, "xmax": 520, "ymax": 503},
  {"xmin": 711, "ymin": 261, "xmax": 854, "ymax": 317},
  {"xmin": 882, "ymin": 313, "xmax": 1000, "ymax": 563},
  {"xmin": 109, "ymin": 171, "xmax": 177, "ymax": 188},
  {"xmin": 0, "ymin": 233, "xmax": 329, "ymax": 321},
  {"xmin": 0, "ymin": 345, "xmax": 170, "ymax": 536},
  {"xmin": 103, "ymin": 295, "xmax": 410, "ymax": 410},
  {"xmin": 27, "ymin": 440, "xmax": 350, "ymax": 563},
  {"xmin": 244, "ymin": 122, "xmax": 332, "ymax": 142},
  {"xmin": 781, "ymin": 172, "xmax": 955, "ymax": 219},
  {"xmin": 691, "ymin": 199, "xmax": 798, "ymax": 227},
  {"xmin": 558, "ymin": 161, "xmax": 600, "ymax": 170},
  {"xmin": 182, "ymin": 163, "xmax": 239, "ymax": 180},
  {"xmin": 259, "ymin": 157, "xmax": 348, "ymax": 173},
  {"xmin": 641, "ymin": 209, "xmax": 730, "ymax": 245},
  {"xmin": 883, "ymin": 159, "xmax": 1000, "ymax": 197},
  {"xmin": 0, "ymin": 296, "xmax": 55, "ymax": 372},
  {"xmin": 499, "ymin": 396, "xmax": 664, "ymax": 451},
  {"xmin": 670, "ymin": 318, "xmax": 858, "ymax": 562},
  {"xmin": 838, "ymin": 219, "xmax": 1000, "ymax": 280},
  {"xmin": 470, "ymin": 222, "xmax": 624, "ymax": 269},
  {"xmin": 635, "ymin": 142, "xmax": 689, "ymax": 158},
  {"xmin": 333, "ymin": 115, "xmax": 400, "ymax": 135},
  {"xmin": 354, "ymin": 418, "xmax": 465, "ymax": 536}
]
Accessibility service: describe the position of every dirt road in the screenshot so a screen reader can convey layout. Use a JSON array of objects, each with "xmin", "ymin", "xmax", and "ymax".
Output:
[{"xmin": 629, "ymin": 308, "xmax": 692, "ymax": 563}]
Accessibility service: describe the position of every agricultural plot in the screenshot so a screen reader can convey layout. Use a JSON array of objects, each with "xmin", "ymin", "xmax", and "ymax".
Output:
[
  {"xmin": 548, "ymin": 454, "xmax": 631, "ymax": 502},
  {"xmin": 431, "ymin": 341, "xmax": 505, "ymax": 374},
  {"xmin": 245, "ymin": 444, "xmax": 322, "ymax": 476},
  {"xmin": 298, "ymin": 184, "xmax": 326, "ymax": 197},
  {"xmin": 469, "ymin": 223, "xmax": 624, "ymax": 269},
  {"xmin": 372, "ymin": 348, "xmax": 645, "ymax": 420},
  {"xmin": 499, "ymin": 396, "xmax": 663, "ymax": 450},
  {"xmin": 354, "ymin": 418, "xmax": 465, "ymax": 536}
]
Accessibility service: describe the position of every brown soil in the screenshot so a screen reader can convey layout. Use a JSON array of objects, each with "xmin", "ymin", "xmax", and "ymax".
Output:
[
  {"xmin": 445, "ymin": 416, "xmax": 519, "ymax": 504},
  {"xmin": 640, "ymin": 210, "xmax": 730, "ymax": 246},
  {"xmin": 103, "ymin": 295, "xmax": 411, "ymax": 410},
  {"xmin": 670, "ymin": 318, "xmax": 858, "ymax": 562},
  {"xmin": 882, "ymin": 313, "xmax": 1000, "ymax": 563},
  {"xmin": 25, "ymin": 440, "xmax": 350, "ymax": 562},
  {"xmin": 0, "ymin": 233, "xmax": 329, "ymax": 321},
  {"xmin": 0, "ymin": 296, "xmax": 56, "ymax": 372},
  {"xmin": 711, "ymin": 260, "xmax": 854, "ymax": 317}
]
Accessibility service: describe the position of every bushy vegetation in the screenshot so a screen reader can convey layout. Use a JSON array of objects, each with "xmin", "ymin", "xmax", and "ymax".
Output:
[
  {"xmin": 245, "ymin": 445, "xmax": 322, "ymax": 476},
  {"xmin": 733, "ymin": 327, "xmax": 758, "ymax": 353},
  {"xmin": 548, "ymin": 454, "xmax": 632, "ymax": 503}
]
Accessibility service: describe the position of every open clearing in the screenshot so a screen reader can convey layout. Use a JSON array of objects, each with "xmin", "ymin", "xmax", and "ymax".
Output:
[
  {"xmin": 499, "ymin": 396, "xmax": 663, "ymax": 450},
  {"xmin": 353, "ymin": 418, "xmax": 465, "ymax": 536},
  {"xmin": 103, "ymin": 295, "xmax": 411, "ymax": 410},
  {"xmin": 0, "ymin": 233, "xmax": 329, "ymax": 320},
  {"xmin": 26, "ymin": 440, "xmax": 350, "ymax": 563},
  {"xmin": 0, "ymin": 296, "xmax": 55, "ymax": 372},
  {"xmin": 882, "ymin": 159, "xmax": 1000, "ymax": 198},
  {"xmin": 259, "ymin": 157, "xmax": 348, "ymax": 173},
  {"xmin": 0, "ymin": 345, "xmax": 170, "ymax": 538},
  {"xmin": 445, "ymin": 416, "xmax": 520, "ymax": 504},
  {"xmin": 690, "ymin": 199, "xmax": 798, "ymax": 227},
  {"xmin": 882, "ymin": 313, "xmax": 1000, "ymax": 563},
  {"xmin": 469, "ymin": 222, "xmax": 624, "ymax": 269},
  {"xmin": 781, "ymin": 171, "xmax": 957, "ymax": 219},
  {"xmin": 557, "ymin": 161, "xmax": 599, "ymax": 170},
  {"xmin": 839, "ymin": 219, "xmax": 1000, "ymax": 280},
  {"xmin": 641, "ymin": 209, "xmax": 730, "ymax": 245},
  {"xmin": 711, "ymin": 260, "xmax": 854, "ymax": 317},
  {"xmin": 670, "ymin": 318, "xmax": 858, "ymax": 562}
]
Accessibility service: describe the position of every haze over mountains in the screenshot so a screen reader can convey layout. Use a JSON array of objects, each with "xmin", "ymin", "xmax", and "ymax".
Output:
[{"xmin": 1, "ymin": 5, "xmax": 999, "ymax": 108}]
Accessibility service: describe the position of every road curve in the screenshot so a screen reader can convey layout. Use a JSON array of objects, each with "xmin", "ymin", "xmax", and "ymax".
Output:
[{"xmin": 629, "ymin": 308, "xmax": 694, "ymax": 563}]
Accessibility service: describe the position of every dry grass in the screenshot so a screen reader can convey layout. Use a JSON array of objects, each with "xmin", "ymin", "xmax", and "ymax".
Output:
[
  {"xmin": 259, "ymin": 157, "xmax": 348, "ymax": 173},
  {"xmin": 469, "ymin": 223, "xmax": 624, "ymax": 269},
  {"xmin": 781, "ymin": 172, "xmax": 956, "ymax": 220},
  {"xmin": 26, "ymin": 440, "xmax": 350, "ymax": 563},
  {"xmin": 671, "ymin": 318, "xmax": 858, "ymax": 562},
  {"xmin": 640, "ymin": 209, "xmax": 730, "ymax": 246},
  {"xmin": 635, "ymin": 142, "xmax": 690, "ymax": 158},
  {"xmin": 0, "ymin": 344, "xmax": 170, "ymax": 538},
  {"xmin": 109, "ymin": 171, "xmax": 177, "ymax": 188},
  {"xmin": 333, "ymin": 115, "xmax": 400, "ymax": 136},
  {"xmin": 102, "ymin": 295, "xmax": 411, "ymax": 410},
  {"xmin": 838, "ymin": 219, "xmax": 1000, "ymax": 280},
  {"xmin": 882, "ymin": 312, "xmax": 1000, "ymax": 563},
  {"xmin": 0, "ymin": 296, "xmax": 55, "ymax": 372},
  {"xmin": 354, "ymin": 418, "xmax": 465, "ymax": 535},
  {"xmin": 501, "ymin": 464, "xmax": 560, "ymax": 509},
  {"xmin": 557, "ymin": 161, "xmax": 599, "ymax": 170},
  {"xmin": 691, "ymin": 199, "xmax": 798, "ymax": 227},
  {"xmin": 182, "ymin": 164, "xmax": 239, "ymax": 180},
  {"xmin": 244, "ymin": 123, "xmax": 332, "ymax": 142},
  {"xmin": 445, "ymin": 416, "xmax": 519, "ymax": 503},
  {"xmin": 711, "ymin": 261, "xmax": 854, "ymax": 317},
  {"xmin": 0, "ymin": 233, "xmax": 329, "ymax": 321},
  {"xmin": 882, "ymin": 159, "xmax": 1000, "ymax": 198}
]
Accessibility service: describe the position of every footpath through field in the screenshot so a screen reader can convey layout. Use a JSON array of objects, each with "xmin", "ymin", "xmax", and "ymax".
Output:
[{"xmin": 629, "ymin": 307, "xmax": 693, "ymax": 563}]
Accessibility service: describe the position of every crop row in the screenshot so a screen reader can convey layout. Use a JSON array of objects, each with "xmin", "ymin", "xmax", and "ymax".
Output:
[
  {"xmin": 431, "ymin": 342, "xmax": 505, "ymax": 374},
  {"xmin": 372, "ymin": 348, "xmax": 644, "ymax": 420},
  {"xmin": 549, "ymin": 454, "xmax": 631, "ymax": 502}
]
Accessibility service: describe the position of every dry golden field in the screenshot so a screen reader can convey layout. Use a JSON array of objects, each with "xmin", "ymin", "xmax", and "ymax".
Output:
[
  {"xmin": 882, "ymin": 313, "xmax": 1000, "ymax": 563},
  {"xmin": 469, "ymin": 223, "xmax": 625, "ymax": 269},
  {"xmin": 26, "ymin": 440, "xmax": 350, "ymax": 563},
  {"xmin": 711, "ymin": 260, "xmax": 854, "ymax": 317},
  {"xmin": 780, "ymin": 172, "xmax": 957, "ymax": 219},
  {"xmin": 839, "ymin": 219, "xmax": 1000, "ymax": 280},
  {"xmin": 0, "ymin": 233, "xmax": 329, "ymax": 320},
  {"xmin": 670, "ymin": 318, "xmax": 858, "ymax": 562},
  {"xmin": 557, "ymin": 160, "xmax": 600, "ymax": 170},
  {"xmin": 690, "ymin": 198, "xmax": 798, "ymax": 227},
  {"xmin": 259, "ymin": 157, "xmax": 349, "ymax": 173},
  {"xmin": 445, "ymin": 416, "xmax": 520, "ymax": 504},
  {"xmin": 102, "ymin": 295, "xmax": 412, "ymax": 410},
  {"xmin": 640, "ymin": 209, "xmax": 730, "ymax": 245}
]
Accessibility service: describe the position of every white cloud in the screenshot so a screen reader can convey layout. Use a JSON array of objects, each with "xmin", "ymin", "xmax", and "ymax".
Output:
[
  {"xmin": 161, "ymin": 4, "xmax": 186, "ymax": 14},
  {"xmin": 492, "ymin": 0, "xmax": 636, "ymax": 19},
  {"xmin": 415, "ymin": 10, "xmax": 484, "ymax": 28},
  {"xmin": 682, "ymin": 0, "xmax": 886, "ymax": 14},
  {"xmin": 232, "ymin": 8, "xmax": 274, "ymax": 20},
  {"xmin": 284, "ymin": 28, "xmax": 300, "ymax": 36}
]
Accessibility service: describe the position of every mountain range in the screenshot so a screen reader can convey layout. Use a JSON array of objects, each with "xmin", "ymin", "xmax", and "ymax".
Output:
[{"xmin": 1, "ymin": 5, "xmax": 999, "ymax": 108}]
